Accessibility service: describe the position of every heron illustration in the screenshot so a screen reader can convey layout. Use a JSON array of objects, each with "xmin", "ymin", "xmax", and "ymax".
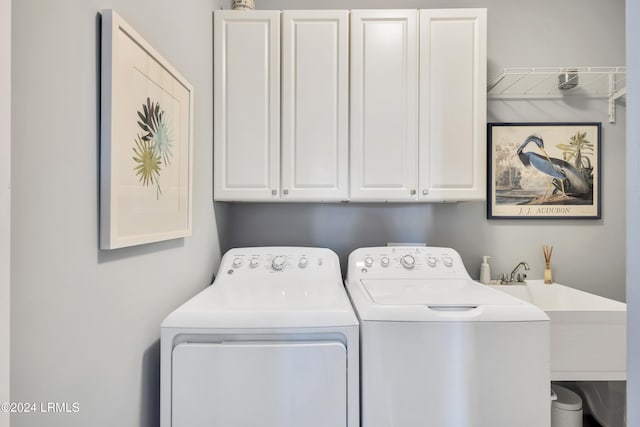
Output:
[{"xmin": 517, "ymin": 134, "xmax": 590, "ymax": 200}]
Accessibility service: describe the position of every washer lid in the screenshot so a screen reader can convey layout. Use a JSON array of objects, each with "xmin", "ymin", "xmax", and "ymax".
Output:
[
  {"xmin": 347, "ymin": 278, "xmax": 549, "ymax": 322},
  {"xmin": 362, "ymin": 278, "xmax": 526, "ymax": 306}
]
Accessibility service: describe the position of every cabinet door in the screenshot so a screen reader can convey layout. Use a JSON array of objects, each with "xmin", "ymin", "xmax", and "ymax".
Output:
[
  {"xmin": 419, "ymin": 9, "xmax": 487, "ymax": 201},
  {"xmin": 214, "ymin": 11, "xmax": 280, "ymax": 201},
  {"xmin": 281, "ymin": 11, "xmax": 349, "ymax": 201},
  {"xmin": 350, "ymin": 10, "xmax": 419, "ymax": 201}
]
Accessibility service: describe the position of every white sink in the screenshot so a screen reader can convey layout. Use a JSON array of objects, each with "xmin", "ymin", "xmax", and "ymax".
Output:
[{"xmin": 490, "ymin": 280, "xmax": 626, "ymax": 381}]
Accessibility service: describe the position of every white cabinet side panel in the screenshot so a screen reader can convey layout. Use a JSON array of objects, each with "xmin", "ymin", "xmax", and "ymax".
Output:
[
  {"xmin": 172, "ymin": 341, "xmax": 347, "ymax": 427},
  {"xmin": 419, "ymin": 9, "xmax": 486, "ymax": 201},
  {"xmin": 214, "ymin": 11, "xmax": 280, "ymax": 200},
  {"xmin": 282, "ymin": 11, "xmax": 349, "ymax": 201},
  {"xmin": 351, "ymin": 10, "xmax": 418, "ymax": 201}
]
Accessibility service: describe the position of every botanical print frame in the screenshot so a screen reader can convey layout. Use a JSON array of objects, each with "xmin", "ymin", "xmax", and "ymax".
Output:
[
  {"xmin": 488, "ymin": 122, "xmax": 601, "ymax": 219},
  {"xmin": 100, "ymin": 10, "xmax": 193, "ymax": 249}
]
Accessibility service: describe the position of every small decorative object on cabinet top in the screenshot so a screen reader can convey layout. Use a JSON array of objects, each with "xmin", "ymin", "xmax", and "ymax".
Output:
[
  {"xmin": 488, "ymin": 122, "xmax": 601, "ymax": 219},
  {"xmin": 232, "ymin": 0, "xmax": 255, "ymax": 10}
]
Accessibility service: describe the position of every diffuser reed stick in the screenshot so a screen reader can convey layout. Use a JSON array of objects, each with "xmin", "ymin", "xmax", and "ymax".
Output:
[{"xmin": 542, "ymin": 245, "xmax": 553, "ymax": 284}]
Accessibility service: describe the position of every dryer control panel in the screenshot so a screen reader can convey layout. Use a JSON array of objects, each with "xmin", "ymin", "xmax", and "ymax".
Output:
[
  {"xmin": 220, "ymin": 247, "xmax": 339, "ymax": 277},
  {"xmin": 347, "ymin": 246, "xmax": 471, "ymax": 280}
]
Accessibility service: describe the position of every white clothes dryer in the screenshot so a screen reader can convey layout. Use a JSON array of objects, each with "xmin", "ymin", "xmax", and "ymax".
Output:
[
  {"xmin": 346, "ymin": 246, "xmax": 550, "ymax": 427},
  {"xmin": 161, "ymin": 247, "xmax": 359, "ymax": 427}
]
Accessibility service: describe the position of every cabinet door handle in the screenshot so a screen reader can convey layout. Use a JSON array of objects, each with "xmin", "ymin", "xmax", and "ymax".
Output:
[
  {"xmin": 271, "ymin": 189, "xmax": 277, "ymax": 196},
  {"xmin": 283, "ymin": 189, "xmax": 289, "ymax": 195},
  {"xmin": 410, "ymin": 189, "xmax": 416, "ymax": 195},
  {"xmin": 423, "ymin": 189, "xmax": 429, "ymax": 195}
]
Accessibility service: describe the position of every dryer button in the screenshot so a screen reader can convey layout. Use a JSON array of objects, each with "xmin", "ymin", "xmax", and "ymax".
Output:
[
  {"xmin": 271, "ymin": 256, "xmax": 286, "ymax": 271},
  {"xmin": 232, "ymin": 258, "xmax": 243, "ymax": 268},
  {"xmin": 298, "ymin": 257, "xmax": 309, "ymax": 268}
]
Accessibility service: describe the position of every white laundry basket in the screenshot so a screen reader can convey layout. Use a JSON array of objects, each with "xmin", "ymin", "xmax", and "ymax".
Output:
[{"xmin": 552, "ymin": 384, "xmax": 583, "ymax": 427}]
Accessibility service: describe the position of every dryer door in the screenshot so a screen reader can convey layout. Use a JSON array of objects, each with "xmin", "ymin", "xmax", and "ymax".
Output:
[{"xmin": 172, "ymin": 341, "xmax": 347, "ymax": 427}]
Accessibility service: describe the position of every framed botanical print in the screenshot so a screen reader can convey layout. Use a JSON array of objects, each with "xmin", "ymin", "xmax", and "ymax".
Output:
[{"xmin": 100, "ymin": 10, "xmax": 194, "ymax": 249}]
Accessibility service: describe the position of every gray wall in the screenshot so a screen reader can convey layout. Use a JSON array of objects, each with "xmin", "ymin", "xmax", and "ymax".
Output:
[
  {"xmin": 11, "ymin": 1, "xmax": 224, "ymax": 426},
  {"xmin": 1, "ymin": 0, "xmax": 10, "ymax": 424},
  {"xmin": 224, "ymin": 0, "xmax": 627, "ymax": 302},
  {"xmin": 626, "ymin": 0, "xmax": 639, "ymax": 423}
]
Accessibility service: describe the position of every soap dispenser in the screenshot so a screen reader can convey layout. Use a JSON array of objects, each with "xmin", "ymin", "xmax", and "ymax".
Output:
[{"xmin": 480, "ymin": 256, "xmax": 491, "ymax": 284}]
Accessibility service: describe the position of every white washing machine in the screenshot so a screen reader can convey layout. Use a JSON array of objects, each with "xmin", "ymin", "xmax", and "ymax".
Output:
[
  {"xmin": 346, "ymin": 246, "xmax": 551, "ymax": 427},
  {"xmin": 161, "ymin": 247, "xmax": 359, "ymax": 427}
]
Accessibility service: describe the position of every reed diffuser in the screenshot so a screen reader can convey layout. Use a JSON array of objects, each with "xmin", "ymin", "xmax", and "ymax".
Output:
[{"xmin": 542, "ymin": 245, "xmax": 553, "ymax": 285}]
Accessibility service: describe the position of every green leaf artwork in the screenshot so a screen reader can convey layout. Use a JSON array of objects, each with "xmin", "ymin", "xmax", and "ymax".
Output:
[
  {"xmin": 133, "ymin": 135, "xmax": 162, "ymax": 197},
  {"xmin": 132, "ymin": 98, "xmax": 174, "ymax": 199}
]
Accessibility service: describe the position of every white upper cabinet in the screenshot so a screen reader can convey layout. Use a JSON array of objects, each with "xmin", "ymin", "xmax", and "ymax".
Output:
[
  {"xmin": 281, "ymin": 11, "xmax": 349, "ymax": 201},
  {"xmin": 350, "ymin": 9, "xmax": 486, "ymax": 202},
  {"xmin": 214, "ymin": 11, "xmax": 280, "ymax": 201},
  {"xmin": 214, "ymin": 8, "xmax": 487, "ymax": 203},
  {"xmin": 419, "ymin": 9, "xmax": 487, "ymax": 201},
  {"xmin": 350, "ymin": 10, "xmax": 419, "ymax": 201}
]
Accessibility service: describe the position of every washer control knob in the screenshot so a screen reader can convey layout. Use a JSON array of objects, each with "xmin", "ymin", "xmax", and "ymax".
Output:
[
  {"xmin": 427, "ymin": 256, "xmax": 437, "ymax": 267},
  {"xmin": 364, "ymin": 257, "xmax": 374, "ymax": 267},
  {"xmin": 443, "ymin": 256, "xmax": 453, "ymax": 267},
  {"xmin": 249, "ymin": 258, "xmax": 259, "ymax": 268},
  {"xmin": 380, "ymin": 256, "xmax": 390, "ymax": 267},
  {"xmin": 400, "ymin": 255, "xmax": 416, "ymax": 269},
  {"xmin": 271, "ymin": 256, "xmax": 286, "ymax": 271},
  {"xmin": 232, "ymin": 258, "xmax": 243, "ymax": 268},
  {"xmin": 298, "ymin": 257, "xmax": 309, "ymax": 268}
]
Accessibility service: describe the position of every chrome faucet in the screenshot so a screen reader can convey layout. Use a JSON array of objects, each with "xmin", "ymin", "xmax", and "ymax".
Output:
[{"xmin": 500, "ymin": 261, "xmax": 530, "ymax": 284}]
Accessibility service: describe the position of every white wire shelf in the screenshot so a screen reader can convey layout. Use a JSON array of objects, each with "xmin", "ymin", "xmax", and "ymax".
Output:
[{"xmin": 487, "ymin": 67, "xmax": 626, "ymax": 122}]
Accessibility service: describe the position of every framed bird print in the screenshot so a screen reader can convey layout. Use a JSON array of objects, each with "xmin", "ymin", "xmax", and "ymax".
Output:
[
  {"xmin": 100, "ymin": 9, "xmax": 194, "ymax": 249},
  {"xmin": 487, "ymin": 122, "xmax": 601, "ymax": 219}
]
